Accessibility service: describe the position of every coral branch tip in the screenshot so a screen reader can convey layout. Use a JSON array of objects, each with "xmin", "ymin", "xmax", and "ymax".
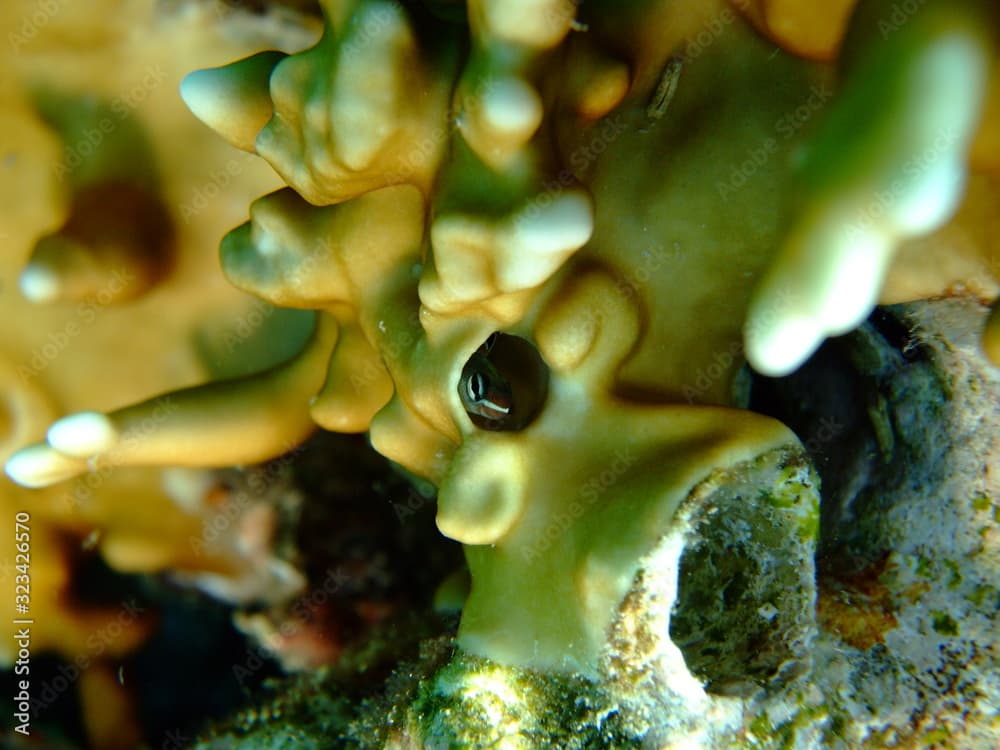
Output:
[{"xmin": 47, "ymin": 411, "xmax": 117, "ymax": 457}]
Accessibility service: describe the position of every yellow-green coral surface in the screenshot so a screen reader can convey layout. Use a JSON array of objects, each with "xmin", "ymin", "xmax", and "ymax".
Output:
[{"xmin": 6, "ymin": 0, "xmax": 999, "ymax": 681}]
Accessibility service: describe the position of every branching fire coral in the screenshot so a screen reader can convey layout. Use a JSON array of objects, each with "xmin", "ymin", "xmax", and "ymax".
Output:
[
  {"xmin": 0, "ymin": 2, "xmax": 322, "ymax": 745},
  {"xmin": 4, "ymin": 0, "xmax": 1000, "ymax": 746}
]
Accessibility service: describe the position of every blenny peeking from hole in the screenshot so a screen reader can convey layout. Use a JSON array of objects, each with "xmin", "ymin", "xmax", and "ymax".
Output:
[{"xmin": 458, "ymin": 333, "xmax": 549, "ymax": 431}]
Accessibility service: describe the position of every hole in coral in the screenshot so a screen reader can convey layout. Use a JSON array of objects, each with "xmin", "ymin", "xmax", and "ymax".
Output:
[
  {"xmin": 670, "ymin": 520, "xmax": 772, "ymax": 696},
  {"xmin": 670, "ymin": 458, "xmax": 816, "ymax": 696},
  {"xmin": 746, "ymin": 304, "xmax": 943, "ymax": 578},
  {"xmin": 458, "ymin": 333, "xmax": 549, "ymax": 431}
]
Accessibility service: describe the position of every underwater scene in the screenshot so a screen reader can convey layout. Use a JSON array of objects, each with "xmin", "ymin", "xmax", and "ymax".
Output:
[{"xmin": 0, "ymin": 0, "xmax": 998, "ymax": 748}]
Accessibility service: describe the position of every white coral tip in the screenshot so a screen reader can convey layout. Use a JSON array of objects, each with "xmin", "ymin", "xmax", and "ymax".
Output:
[
  {"xmin": 180, "ymin": 52, "xmax": 283, "ymax": 152},
  {"xmin": 5, "ymin": 443, "xmax": 86, "ymax": 488},
  {"xmin": 19, "ymin": 264, "xmax": 60, "ymax": 303},
  {"xmin": 47, "ymin": 411, "xmax": 117, "ymax": 457},
  {"xmin": 512, "ymin": 191, "xmax": 594, "ymax": 256},
  {"xmin": 745, "ymin": 313, "xmax": 821, "ymax": 378}
]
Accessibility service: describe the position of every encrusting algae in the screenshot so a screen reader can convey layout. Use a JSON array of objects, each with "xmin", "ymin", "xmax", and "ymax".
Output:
[{"xmin": 1, "ymin": 0, "xmax": 999, "ymax": 748}]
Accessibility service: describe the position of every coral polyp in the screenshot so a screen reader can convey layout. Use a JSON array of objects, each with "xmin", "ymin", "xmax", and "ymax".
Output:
[{"xmin": 4, "ymin": 0, "xmax": 1000, "ymax": 746}]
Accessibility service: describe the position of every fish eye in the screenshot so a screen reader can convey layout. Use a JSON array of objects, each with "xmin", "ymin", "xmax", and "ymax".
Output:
[{"xmin": 468, "ymin": 372, "xmax": 487, "ymax": 402}]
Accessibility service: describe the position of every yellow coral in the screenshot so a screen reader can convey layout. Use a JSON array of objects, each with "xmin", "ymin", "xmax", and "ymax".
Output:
[
  {"xmin": 0, "ymin": 2, "xmax": 321, "ymax": 745},
  {"xmin": 733, "ymin": 0, "xmax": 857, "ymax": 61}
]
